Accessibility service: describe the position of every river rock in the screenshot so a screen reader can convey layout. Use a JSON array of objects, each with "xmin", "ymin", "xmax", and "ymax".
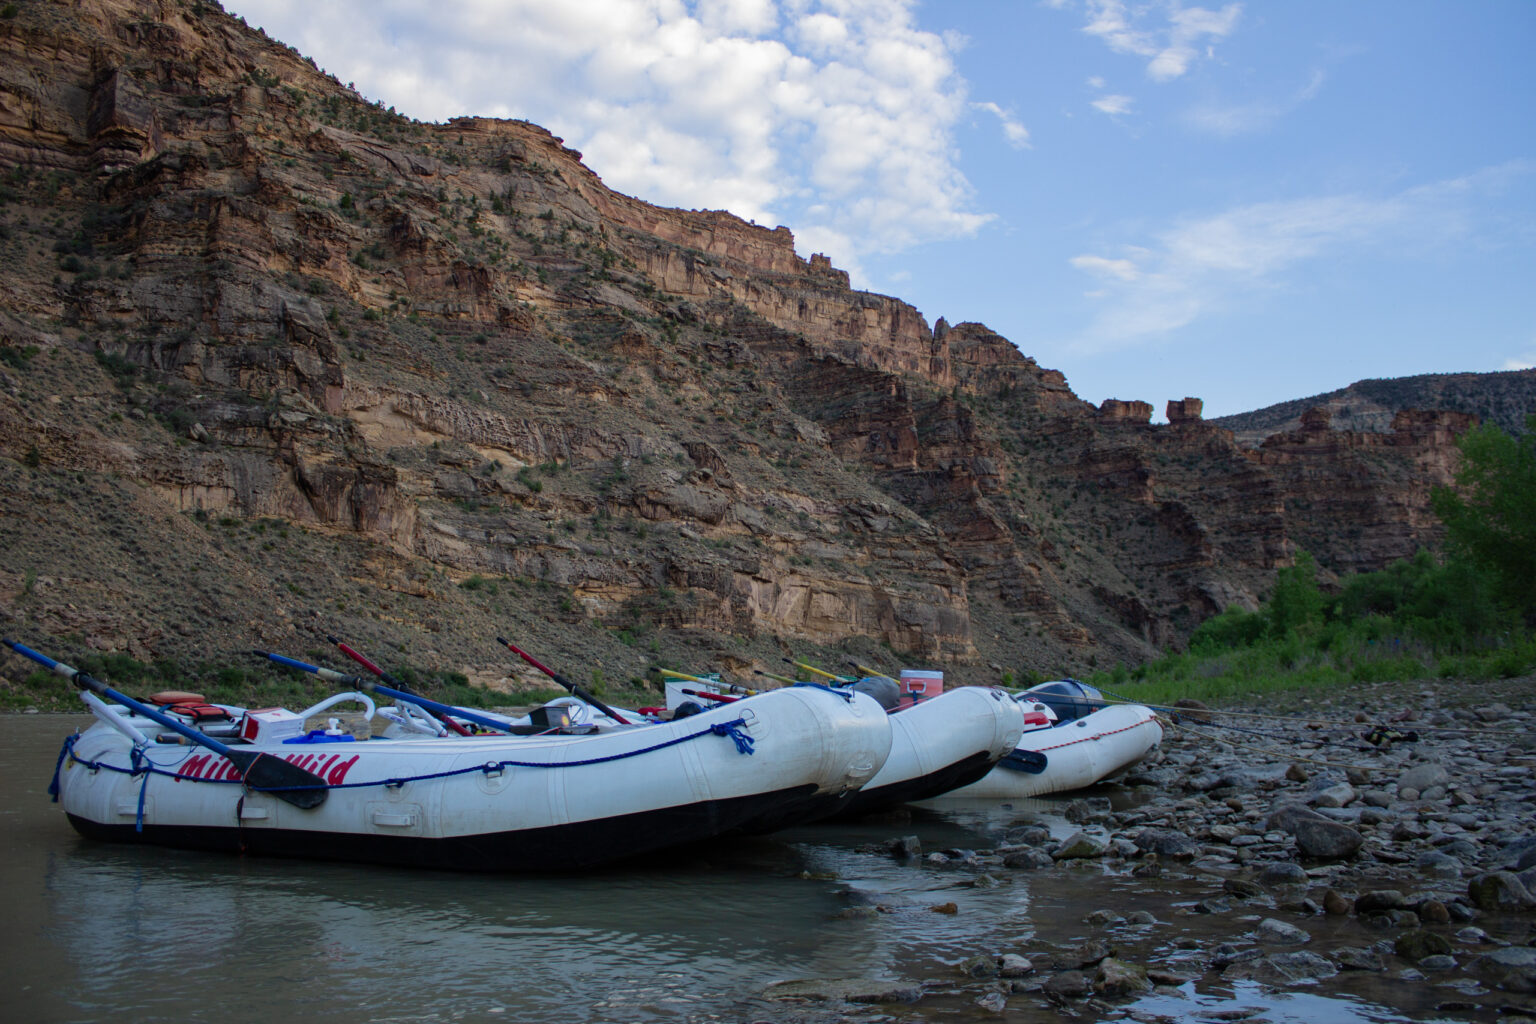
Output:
[
  {"xmin": 1269, "ymin": 951, "xmax": 1339, "ymax": 980},
  {"xmin": 1293, "ymin": 817, "xmax": 1364, "ymax": 859},
  {"xmin": 1266, "ymin": 803, "xmax": 1331, "ymax": 833},
  {"xmin": 1134, "ymin": 828, "xmax": 1201, "ymax": 859},
  {"xmin": 1093, "ymin": 958, "xmax": 1151, "ymax": 996},
  {"xmin": 974, "ymin": 991, "xmax": 1007, "ymax": 1013},
  {"xmin": 1471, "ymin": 947, "xmax": 1536, "ymax": 994},
  {"xmin": 1417, "ymin": 851, "xmax": 1464, "ymax": 878},
  {"xmin": 1312, "ymin": 782, "xmax": 1357, "ymax": 808},
  {"xmin": 1355, "ymin": 889, "xmax": 1408, "ymax": 914},
  {"xmin": 1052, "ymin": 832, "xmax": 1108, "ymax": 860},
  {"xmin": 1224, "ymin": 951, "xmax": 1337, "ymax": 984},
  {"xmin": 998, "ymin": 954, "xmax": 1034, "ymax": 978},
  {"xmin": 1498, "ymin": 836, "xmax": 1536, "ymax": 871},
  {"xmin": 1418, "ymin": 899, "xmax": 1451, "ymax": 924},
  {"xmin": 1394, "ymin": 929, "xmax": 1453, "ymax": 962},
  {"xmin": 1474, "ymin": 947, "xmax": 1536, "ymax": 972},
  {"xmin": 956, "ymin": 955, "xmax": 996, "ymax": 978},
  {"xmin": 1255, "ymin": 918, "xmax": 1311, "ymax": 944},
  {"xmin": 1172, "ymin": 698, "xmax": 1213, "ymax": 722},
  {"xmin": 1335, "ymin": 946, "xmax": 1387, "ymax": 971},
  {"xmin": 1003, "ymin": 849, "xmax": 1054, "ymax": 870},
  {"xmin": 1006, "ymin": 825, "xmax": 1051, "ymax": 846},
  {"xmin": 1399, "ymin": 763, "xmax": 1450, "ymax": 792},
  {"xmin": 763, "ymin": 977, "xmax": 924, "ymax": 1003},
  {"xmin": 1043, "ymin": 971, "xmax": 1090, "ymax": 998},
  {"xmin": 1323, "ymin": 889, "xmax": 1354, "ymax": 915},
  {"xmin": 1468, "ymin": 871, "xmax": 1536, "ymax": 910},
  {"xmin": 1223, "ymin": 878, "xmax": 1265, "ymax": 900},
  {"xmin": 1259, "ymin": 861, "xmax": 1309, "ymax": 885}
]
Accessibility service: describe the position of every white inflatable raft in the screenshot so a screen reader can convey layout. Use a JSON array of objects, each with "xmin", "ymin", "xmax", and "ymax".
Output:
[
  {"xmin": 925, "ymin": 684, "xmax": 1163, "ymax": 801},
  {"xmin": 49, "ymin": 684, "xmax": 893, "ymax": 871},
  {"xmin": 830, "ymin": 684, "xmax": 1026, "ymax": 817}
]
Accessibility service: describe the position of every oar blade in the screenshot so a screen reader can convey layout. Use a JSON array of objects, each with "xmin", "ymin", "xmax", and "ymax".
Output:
[
  {"xmin": 998, "ymin": 749, "xmax": 1048, "ymax": 774},
  {"xmin": 227, "ymin": 750, "xmax": 328, "ymax": 809}
]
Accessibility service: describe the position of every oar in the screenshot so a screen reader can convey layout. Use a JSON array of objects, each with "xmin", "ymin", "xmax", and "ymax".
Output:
[
  {"xmin": 754, "ymin": 669, "xmax": 799, "ymax": 686},
  {"xmin": 846, "ymin": 659, "xmax": 892, "ymax": 679},
  {"xmin": 659, "ymin": 668, "xmax": 759, "ymax": 696},
  {"xmin": 255, "ymin": 650, "xmax": 522, "ymax": 736},
  {"xmin": 327, "ymin": 635, "xmax": 473, "ymax": 736},
  {"xmin": 496, "ymin": 637, "xmax": 632, "ymax": 725},
  {"xmin": 784, "ymin": 658, "xmax": 852, "ymax": 683},
  {"xmin": 998, "ymin": 748, "xmax": 1049, "ymax": 774},
  {"xmin": 682, "ymin": 688, "xmax": 738, "ymax": 704},
  {"xmin": 4, "ymin": 639, "xmax": 327, "ymax": 809}
]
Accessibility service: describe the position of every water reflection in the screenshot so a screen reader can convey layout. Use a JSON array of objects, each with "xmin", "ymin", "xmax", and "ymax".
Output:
[
  {"xmin": 40, "ymin": 839, "xmax": 874, "ymax": 1023},
  {"xmin": 0, "ymin": 716, "xmax": 1486, "ymax": 1024}
]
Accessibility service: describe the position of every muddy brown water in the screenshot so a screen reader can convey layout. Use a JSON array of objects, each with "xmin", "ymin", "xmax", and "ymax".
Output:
[{"xmin": 0, "ymin": 714, "xmax": 1504, "ymax": 1023}]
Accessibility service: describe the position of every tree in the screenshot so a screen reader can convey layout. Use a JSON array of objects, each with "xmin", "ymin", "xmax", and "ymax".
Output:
[
  {"xmin": 1431, "ymin": 415, "xmax": 1536, "ymax": 617},
  {"xmin": 1267, "ymin": 549, "xmax": 1324, "ymax": 637}
]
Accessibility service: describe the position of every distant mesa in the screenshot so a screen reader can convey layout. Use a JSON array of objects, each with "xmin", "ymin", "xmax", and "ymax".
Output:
[
  {"xmin": 1098, "ymin": 399, "xmax": 1153, "ymax": 423},
  {"xmin": 1166, "ymin": 397, "xmax": 1203, "ymax": 423}
]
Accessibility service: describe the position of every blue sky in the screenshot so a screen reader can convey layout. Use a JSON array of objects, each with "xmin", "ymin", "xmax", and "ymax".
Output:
[{"xmin": 229, "ymin": 0, "xmax": 1535, "ymax": 419}]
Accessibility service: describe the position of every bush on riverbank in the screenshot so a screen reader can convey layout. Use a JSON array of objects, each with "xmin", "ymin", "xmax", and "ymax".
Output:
[
  {"xmin": 1085, "ymin": 549, "xmax": 1536, "ymax": 708},
  {"xmin": 1085, "ymin": 417, "xmax": 1536, "ymax": 708}
]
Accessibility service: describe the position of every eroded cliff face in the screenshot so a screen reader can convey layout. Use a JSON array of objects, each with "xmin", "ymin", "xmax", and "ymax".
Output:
[
  {"xmin": 0, "ymin": 0, "xmax": 1474, "ymax": 682},
  {"xmin": 1254, "ymin": 408, "xmax": 1475, "ymax": 574}
]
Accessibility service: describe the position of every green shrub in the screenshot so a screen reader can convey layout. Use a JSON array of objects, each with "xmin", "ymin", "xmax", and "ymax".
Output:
[{"xmin": 1189, "ymin": 606, "xmax": 1265, "ymax": 653}]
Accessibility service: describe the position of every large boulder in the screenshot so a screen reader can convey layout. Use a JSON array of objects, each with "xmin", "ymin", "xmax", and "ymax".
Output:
[{"xmin": 1468, "ymin": 871, "xmax": 1536, "ymax": 911}]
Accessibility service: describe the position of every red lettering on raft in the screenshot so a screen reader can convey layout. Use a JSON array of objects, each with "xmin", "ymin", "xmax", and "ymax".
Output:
[{"xmin": 327, "ymin": 755, "xmax": 359, "ymax": 785}]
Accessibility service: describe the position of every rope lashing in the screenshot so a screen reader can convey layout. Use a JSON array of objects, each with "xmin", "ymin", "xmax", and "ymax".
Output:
[
  {"xmin": 48, "ymin": 733, "xmax": 77, "ymax": 802},
  {"xmin": 50, "ymin": 715, "xmax": 759, "ymax": 797},
  {"xmin": 710, "ymin": 720, "xmax": 755, "ymax": 754}
]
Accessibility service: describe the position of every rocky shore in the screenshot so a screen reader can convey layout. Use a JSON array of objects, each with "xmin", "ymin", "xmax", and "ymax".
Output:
[{"xmin": 763, "ymin": 676, "xmax": 1536, "ymax": 1020}]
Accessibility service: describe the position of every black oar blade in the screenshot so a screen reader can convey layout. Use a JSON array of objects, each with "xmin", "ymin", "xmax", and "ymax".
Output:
[
  {"xmin": 998, "ymin": 749, "xmax": 1048, "ymax": 774},
  {"xmin": 226, "ymin": 750, "xmax": 328, "ymax": 809}
]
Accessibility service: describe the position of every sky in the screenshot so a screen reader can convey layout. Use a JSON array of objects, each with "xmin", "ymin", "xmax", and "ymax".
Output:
[{"xmin": 226, "ymin": 0, "xmax": 1536, "ymax": 419}]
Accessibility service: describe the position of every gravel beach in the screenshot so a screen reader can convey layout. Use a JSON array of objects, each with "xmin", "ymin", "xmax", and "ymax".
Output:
[{"xmin": 763, "ymin": 676, "xmax": 1536, "ymax": 1021}]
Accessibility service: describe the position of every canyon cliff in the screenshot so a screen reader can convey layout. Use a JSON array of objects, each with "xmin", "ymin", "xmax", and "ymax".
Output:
[{"xmin": 0, "ymin": 0, "xmax": 1482, "ymax": 688}]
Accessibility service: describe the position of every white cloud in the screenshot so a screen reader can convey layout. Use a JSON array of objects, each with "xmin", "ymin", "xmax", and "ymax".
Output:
[
  {"xmin": 1504, "ymin": 350, "xmax": 1536, "ymax": 371},
  {"xmin": 1070, "ymin": 254, "xmax": 1141, "ymax": 281},
  {"xmin": 1184, "ymin": 68, "xmax": 1326, "ymax": 136},
  {"xmin": 1063, "ymin": 166, "xmax": 1528, "ymax": 354},
  {"xmin": 973, "ymin": 101, "xmax": 1031, "ymax": 148},
  {"xmin": 1091, "ymin": 93, "xmax": 1134, "ymax": 115},
  {"xmin": 228, "ymin": 0, "xmax": 994, "ymax": 281},
  {"xmin": 1074, "ymin": 0, "xmax": 1240, "ymax": 81}
]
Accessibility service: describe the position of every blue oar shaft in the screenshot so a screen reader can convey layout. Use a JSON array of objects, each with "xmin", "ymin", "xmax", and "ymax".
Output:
[
  {"xmin": 6, "ymin": 639, "xmax": 328, "ymax": 808},
  {"xmin": 11, "ymin": 640, "xmax": 241, "ymax": 756}
]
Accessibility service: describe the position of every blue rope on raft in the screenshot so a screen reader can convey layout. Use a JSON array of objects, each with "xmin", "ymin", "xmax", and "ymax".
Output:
[
  {"xmin": 48, "ymin": 733, "xmax": 77, "ymax": 802},
  {"xmin": 49, "ymin": 716, "xmax": 757, "ymax": 796}
]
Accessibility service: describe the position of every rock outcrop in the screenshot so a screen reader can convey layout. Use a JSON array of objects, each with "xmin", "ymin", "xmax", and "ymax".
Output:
[{"xmin": 0, "ymin": 0, "xmax": 1482, "ymax": 681}]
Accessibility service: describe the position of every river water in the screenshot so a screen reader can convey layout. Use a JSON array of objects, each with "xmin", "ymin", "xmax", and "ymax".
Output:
[{"xmin": 0, "ymin": 715, "xmax": 1475, "ymax": 1023}]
